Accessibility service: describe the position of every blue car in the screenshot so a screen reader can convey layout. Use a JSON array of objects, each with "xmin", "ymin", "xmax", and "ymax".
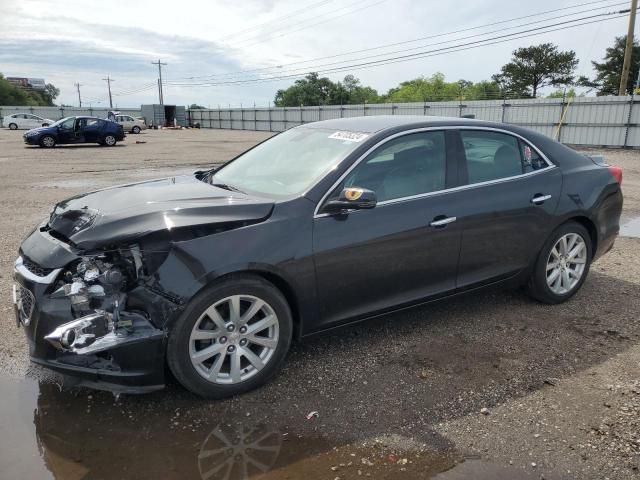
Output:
[{"xmin": 23, "ymin": 116, "xmax": 125, "ymax": 148}]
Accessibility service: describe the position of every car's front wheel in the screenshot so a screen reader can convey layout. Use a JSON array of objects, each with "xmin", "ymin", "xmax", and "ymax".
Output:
[
  {"xmin": 8, "ymin": 123, "xmax": 18, "ymax": 130},
  {"xmin": 102, "ymin": 134, "xmax": 117, "ymax": 146},
  {"xmin": 40, "ymin": 135, "xmax": 56, "ymax": 148},
  {"xmin": 132, "ymin": 126, "xmax": 141, "ymax": 134},
  {"xmin": 526, "ymin": 221, "xmax": 592, "ymax": 304},
  {"xmin": 167, "ymin": 275, "xmax": 293, "ymax": 398}
]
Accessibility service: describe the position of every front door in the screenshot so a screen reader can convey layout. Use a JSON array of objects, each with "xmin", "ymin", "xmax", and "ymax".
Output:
[
  {"xmin": 451, "ymin": 128, "xmax": 563, "ymax": 289},
  {"xmin": 313, "ymin": 130, "xmax": 462, "ymax": 329},
  {"xmin": 56, "ymin": 117, "xmax": 77, "ymax": 144}
]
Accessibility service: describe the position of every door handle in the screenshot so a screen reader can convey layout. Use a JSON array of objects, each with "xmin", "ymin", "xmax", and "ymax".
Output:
[
  {"xmin": 430, "ymin": 216, "xmax": 457, "ymax": 227},
  {"xmin": 531, "ymin": 194, "xmax": 552, "ymax": 205}
]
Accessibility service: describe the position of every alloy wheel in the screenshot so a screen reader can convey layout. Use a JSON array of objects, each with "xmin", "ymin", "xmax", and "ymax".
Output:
[
  {"xmin": 189, "ymin": 295, "xmax": 279, "ymax": 385},
  {"xmin": 546, "ymin": 233, "xmax": 587, "ymax": 295},
  {"xmin": 42, "ymin": 136, "xmax": 55, "ymax": 147},
  {"xmin": 104, "ymin": 135, "xmax": 116, "ymax": 146}
]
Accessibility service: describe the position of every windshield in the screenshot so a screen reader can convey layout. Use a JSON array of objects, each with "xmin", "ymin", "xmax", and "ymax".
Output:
[
  {"xmin": 212, "ymin": 127, "xmax": 368, "ymax": 198},
  {"xmin": 51, "ymin": 117, "xmax": 73, "ymax": 127}
]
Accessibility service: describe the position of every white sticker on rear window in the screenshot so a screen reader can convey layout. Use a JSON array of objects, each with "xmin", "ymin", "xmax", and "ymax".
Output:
[{"xmin": 328, "ymin": 131, "xmax": 369, "ymax": 142}]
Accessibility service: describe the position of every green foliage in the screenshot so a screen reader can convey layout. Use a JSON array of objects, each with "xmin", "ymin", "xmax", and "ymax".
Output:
[
  {"xmin": 580, "ymin": 36, "xmax": 640, "ymax": 96},
  {"xmin": 546, "ymin": 88, "xmax": 579, "ymax": 98},
  {"xmin": 383, "ymin": 73, "xmax": 503, "ymax": 102},
  {"xmin": 189, "ymin": 103, "xmax": 206, "ymax": 109},
  {"xmin": 274, "ymin": 73, "xmax": 379, "ymax": 107},
  {"xmin": 0, "ymin": 73, "xmax": 59, "ymax": 106},
  {"xmin": 492, "ymin": 43, "xmax": 578, "ymax": 98}
]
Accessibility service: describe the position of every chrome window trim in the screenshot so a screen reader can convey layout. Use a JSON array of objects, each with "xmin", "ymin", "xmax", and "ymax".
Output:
[
  {"xmin": 313, "ymin": 125, "xmax": 556, "ymax": 218},
  {"xmin": 14, "ymin": 256, "xmax": 62, "ymax": 285}
]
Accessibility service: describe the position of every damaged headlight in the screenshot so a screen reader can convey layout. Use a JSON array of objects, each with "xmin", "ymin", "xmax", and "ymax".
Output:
[{"xmin": 45, "ymin": 249, "xmax": 160, "ymax": 355}]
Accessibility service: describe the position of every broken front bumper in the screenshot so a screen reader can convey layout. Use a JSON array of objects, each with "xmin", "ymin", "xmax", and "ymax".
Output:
[{"xmin": 13, "ymin": 231, "xmax": 169, "ymax": 393}]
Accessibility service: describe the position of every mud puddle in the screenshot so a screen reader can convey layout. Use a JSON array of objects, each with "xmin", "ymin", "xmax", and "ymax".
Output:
[
  {"xmin": 621, "ymin": 217, "xmax": 640, "ymax": 238},
  {"xmin": 0, "ymin": 376, "xmax": 470, "ymax": 480}
]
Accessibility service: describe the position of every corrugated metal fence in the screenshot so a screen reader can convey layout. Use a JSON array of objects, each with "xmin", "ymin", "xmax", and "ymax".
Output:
[
  {"xmin": 0, "ymin": 106, "xmax": 141, "ymax": 126},
  {"xmin": 187, "ymin": 96, "xmax": 640, "ymax": 148}
]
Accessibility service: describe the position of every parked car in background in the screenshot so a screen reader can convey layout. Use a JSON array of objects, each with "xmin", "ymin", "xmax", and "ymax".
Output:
[
  {"xmin": 23, "ymin": 116, "xmax": 125, "ymax": 147},
  {"xmin": 13, "ymin": 116, "xmax": 622, "ymax": 398},
  {"xmin": 114, "ymin": 114, "xmax": 146, "ymax": 134},
  {"xmin": 4, "ymin": 113, "xmax": 55, "ymax": 130}
]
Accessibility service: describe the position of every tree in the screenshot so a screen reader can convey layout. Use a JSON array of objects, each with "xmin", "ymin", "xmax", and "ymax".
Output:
[
  {"xmin": 0, "ymin": 73, "xmax": 60, "ymax": 106},
  {"xmin": 382, "ymin": 73, "xmax": 502, "ymax": 102},
  {"xmin": 273, "ymin": 73, "xmax": 378, "ymax": 106},
  {"xmin": 492, "ymin": 43, "xmax": 578, "ymax": 98},
  {"xmin": 546, "ymin": 88, "xmax": 579, "ymax": 98},
  {"xmin": 189, "ymin": 103, "xmax": 205, "ymax": 109},
  {"xmin": 581, "ymin": 36, "xmax": 640, "ymax": 96}
]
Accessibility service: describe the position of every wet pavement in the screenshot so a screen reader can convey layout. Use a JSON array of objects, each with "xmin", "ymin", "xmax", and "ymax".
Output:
[{"xmin": 0, "ymin": 375, "xmax": 560, "ymax": 480}]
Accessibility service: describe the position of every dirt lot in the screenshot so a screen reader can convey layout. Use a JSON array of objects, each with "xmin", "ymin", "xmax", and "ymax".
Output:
[{"xmin": 0, "ymin": 128, "xmax": 639, "ymax": 480}]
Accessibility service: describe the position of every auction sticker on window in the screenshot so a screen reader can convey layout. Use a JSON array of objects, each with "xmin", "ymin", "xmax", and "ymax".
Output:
[{"xmin": 328, "ymin": 131, "xmax": 369, "ymax": 142}]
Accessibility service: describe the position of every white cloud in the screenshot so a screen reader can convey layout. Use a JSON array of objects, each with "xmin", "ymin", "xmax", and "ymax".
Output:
[{"xmin": 0, "ymin": 0, "xmax": 630, "ymax": 107}]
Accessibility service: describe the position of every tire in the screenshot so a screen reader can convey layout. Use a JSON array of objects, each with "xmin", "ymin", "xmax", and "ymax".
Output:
[
  {"xmin": 132, "ymin": 126, "xmax": 141, "ymax": 134},
  {"xmin": 8, "ymin": 123, "xmax": 18, "ymax": 130},
  {"xmin": 40, "ymin": 135, "xmax": 56, "ymax": 148},
  {"xmin": 103, "ymin": 134, "xmax": 117, "ymax": 146},
  {"xmin": 525, "ymin": 221, "xmax": 592, "ymax": 304},
  {"xmin": 42, "ymin": 123, "xmax": 49, "ymax": 127},
  {"xmin": 167, "ymin": 274, "xmax": 293, "ymax": 398}
]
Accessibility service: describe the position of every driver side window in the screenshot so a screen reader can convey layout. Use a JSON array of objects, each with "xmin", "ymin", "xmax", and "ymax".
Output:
[{"xmin": 331, "ymin": 131, "xmax": 447, "ymax": 203}]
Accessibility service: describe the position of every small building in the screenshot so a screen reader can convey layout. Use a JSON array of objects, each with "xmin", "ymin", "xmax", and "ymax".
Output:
[{"xmin": 140, "ymin": 104, "xmax": 186, "ymax": 127}]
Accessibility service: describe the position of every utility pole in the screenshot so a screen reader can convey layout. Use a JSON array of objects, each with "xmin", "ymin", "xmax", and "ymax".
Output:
[
  {"xmin": 102, "ymin": 76, "xmax": 114, "ymax": 108},
  {"xmin": 151, "ymin": 59, "xmax": 167, "ymax": 105},
  {"xmin": 74, "ymin": 82, "xmax": 82, "ymax": 107},
  {"xmin": 619, "ymin": 0, "xmax": 638, "ymax": 95}
]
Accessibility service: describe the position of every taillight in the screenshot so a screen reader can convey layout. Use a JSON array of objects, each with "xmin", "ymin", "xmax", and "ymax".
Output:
[{"xmin": 608, "ymin": 166, "xmax": 623, "ymax": 185}]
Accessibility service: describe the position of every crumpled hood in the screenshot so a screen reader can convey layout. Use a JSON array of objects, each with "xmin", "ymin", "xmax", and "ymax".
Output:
[
  {"xmin": 25, "ymin": 126, "xmax": 54, "ymax": 135},
  {"xmin": 48, "ymin": 175, "xmax": 274, "ymax": 249}
]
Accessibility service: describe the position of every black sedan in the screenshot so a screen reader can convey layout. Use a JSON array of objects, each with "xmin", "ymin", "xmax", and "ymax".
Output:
[
  {"xmin": 23, "ymin": 116, "xmax": 125, "ymax": 147},
  {"xmin": 13, "ymin": 116, "xmax": 623, "ymax": 397}
]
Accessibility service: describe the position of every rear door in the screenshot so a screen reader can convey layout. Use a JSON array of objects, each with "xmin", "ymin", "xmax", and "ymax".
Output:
[
  {"xmin": 25, "ymin": 115, "xmax": 41, "ymax": 129},
  {"xmin": 312, "ymin": 130, "xmax": 462, "ymax": 329},
  {"xmin": 450, "ymin": 128, "xmax": 562, "ymax": 289},
  {"xmin": 82, "ymin": 118, "xmax": 103, "ymax": 142}
]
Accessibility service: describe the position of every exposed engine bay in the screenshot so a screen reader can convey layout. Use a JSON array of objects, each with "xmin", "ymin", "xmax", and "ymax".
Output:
[{"xmin": 44, "ymin": 247, "xmax": 163, "ymax": 355}]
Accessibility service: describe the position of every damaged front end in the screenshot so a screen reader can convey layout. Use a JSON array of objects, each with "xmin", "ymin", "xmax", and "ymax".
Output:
[
  {"xmin": 15, "ymin": 175, "xmax": 275, "ymax": 393},
  {"xmin": 14, "ymin": 240, "xmax": 171, "ymax": 393},
  {"xmin": 44, "ymin": 252, "xmax": 164, "ymax": 356}
]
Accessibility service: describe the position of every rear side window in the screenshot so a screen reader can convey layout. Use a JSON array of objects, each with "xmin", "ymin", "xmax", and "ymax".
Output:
[
  {"xmin": 461, "ymin": 130, "xmax": 523, "ymax": 184},
  {"xmin": 519, "ymin": 140, "xmax": 548, "ymax": 173}
]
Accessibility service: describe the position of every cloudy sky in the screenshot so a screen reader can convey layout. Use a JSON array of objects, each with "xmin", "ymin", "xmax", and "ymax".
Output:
[{"xmin": 0, "ymin": 0, "xmax": 631, "ymax": 107}]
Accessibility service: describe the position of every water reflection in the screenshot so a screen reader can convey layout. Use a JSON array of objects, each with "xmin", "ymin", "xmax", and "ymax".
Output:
[
  {"xmin": 0, "ymin": 376, "xmax": 489, "ymax": 479},
  {"xmin": 198, "ymin": 424, "xmax": 282, "ymax": 480}
]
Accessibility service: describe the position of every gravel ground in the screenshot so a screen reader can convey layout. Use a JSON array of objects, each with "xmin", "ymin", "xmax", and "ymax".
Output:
[{"xmin": 0, "ymin": 128, "xmax": 639, "ymax": 479}]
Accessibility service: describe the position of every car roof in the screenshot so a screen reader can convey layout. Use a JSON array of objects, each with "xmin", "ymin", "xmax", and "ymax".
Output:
[{"xmin": 302, "ymin": 115, "xmax": 514, "ymax": 134}]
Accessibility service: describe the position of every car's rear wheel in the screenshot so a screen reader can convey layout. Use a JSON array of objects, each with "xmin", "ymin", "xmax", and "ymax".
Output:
[
  {"xmin": 103, "ymin": 134, "xmax": 117, "ymax": 146},
  {"xmin": 167, "ymin": 275, "xmax": 293, "ymax": 398},
  {"xmin": 132, "ymin": 126, "xmax": 141, "ymax": 134},
  {"xmin": 40, "ymin": 135, "xmax": 56, "ymax": 148},
  {"xmin": 525, "ymin": 221, "xmax": 592, "ymax": 304},
  {"xmin": 42, "ymin": 123, "xmax": 50, "ymax": 127},
  {"xmin": 8, "ymin": 123, "xmax": 18, "ymax": 130}
]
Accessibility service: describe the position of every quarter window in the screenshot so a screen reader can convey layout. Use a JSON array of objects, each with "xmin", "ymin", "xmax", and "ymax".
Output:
[
  {"xmin": 333, "ymin": 131, "xmax": 447, "ymax": 203},
  {"xmin": 461, "ymin": 130, "xmax": 524, "ymax": 184}
]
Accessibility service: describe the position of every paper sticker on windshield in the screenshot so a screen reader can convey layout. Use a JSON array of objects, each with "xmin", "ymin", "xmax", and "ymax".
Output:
[{"xmin": 328, "ymin": 131, "xmax": 369, "ymax": 142}]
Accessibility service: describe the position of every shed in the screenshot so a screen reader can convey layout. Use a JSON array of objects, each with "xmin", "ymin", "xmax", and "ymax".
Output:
[{"xmin": 140, "ymin": 104, "xmax": 186, "ymax": 127}]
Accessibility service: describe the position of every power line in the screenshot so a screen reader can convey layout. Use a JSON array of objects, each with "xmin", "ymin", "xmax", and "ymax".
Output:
[
  {"xmin": 163, "ymin": 11, "xmax": 631, "ymax": 88},
  {"xmin": 218, "ymin": 0, "xmax": 336, "ymax": 42},
  {"xmin": 226, "ymin": 0, "xmax": 388, "ymax": 48},
  {"xmin": 166, "ymin": 0, "xmax": 624, "ymax": 83}
]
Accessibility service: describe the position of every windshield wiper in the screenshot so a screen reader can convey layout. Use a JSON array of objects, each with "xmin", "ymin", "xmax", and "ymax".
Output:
[{"xmin": 211, "ymin": 183, "xmax": 246, "ymax": 194}]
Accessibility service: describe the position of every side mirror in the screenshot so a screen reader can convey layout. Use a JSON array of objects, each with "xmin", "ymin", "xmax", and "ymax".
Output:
[{"xmin": 323, "ymin": 187, "xmax": 377, "ymax": 214}]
